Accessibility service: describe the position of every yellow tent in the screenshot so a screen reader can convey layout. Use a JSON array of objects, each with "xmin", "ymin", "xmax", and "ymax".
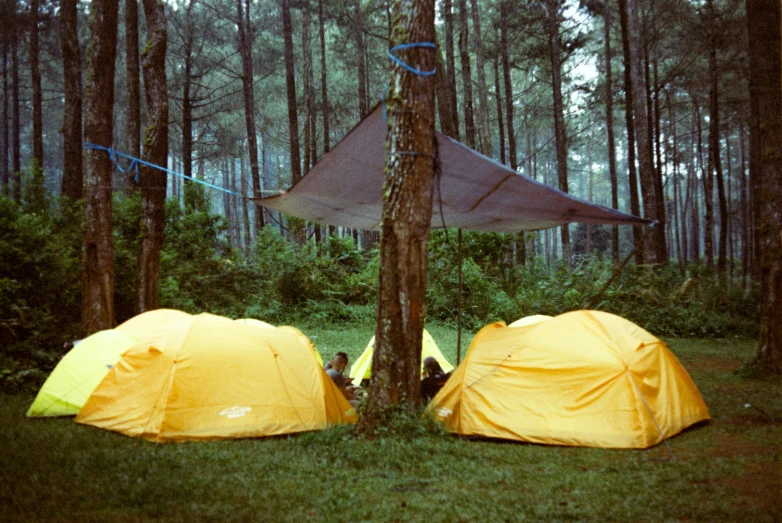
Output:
[
  {"xmin": 508, "ymin": 314, "xmax": 552, "ymax": 328},
  {"xmin": 115, "ymin": 308, "xmax": 191, "ymax": 340},
  {"xmin": 76, "ymin": 313, "xmax": 356, "ymax": 442},
  {"xmin": 349, "ymin": 329, "xmax": 454, "ymax": 383},
  {"xmin": 236, "ymin": 319, "xmax": 324, "ymax": 366},
  {"xmin": 27, "ymin": 329, "xmax": 138, "ymax": 417},
  {"xmin": 429, "ymin": 310, "xmax": 710, "ymax": 449}
]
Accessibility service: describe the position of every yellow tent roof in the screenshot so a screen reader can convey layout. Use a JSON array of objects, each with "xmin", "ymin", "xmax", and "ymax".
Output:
[
  {"xmin": 508, "ymin": 314, "xmax": 552, "ymax": 328},
  {"xmin": 115, "ymin": 308, "xmax": 191, "ymax": 339},
  {"xmin": 429, "ymin": 310, "xmax": 710, "ymax": 449},
  {"xmin": 349, "ymin": 329, "xmax": 454, "ymax": 383},
  {"xmin": 76, "ymin": 313, "xmax": 356, "ymax": 442},
  {"xmin": 27, "ymin": 329, "xmax": 139, "ymax": 417},
  {"xmin": 236, "ymin": 319, "xmax": 324, "ymax": 366}
]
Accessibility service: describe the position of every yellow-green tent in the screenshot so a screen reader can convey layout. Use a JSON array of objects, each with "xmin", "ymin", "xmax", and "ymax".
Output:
[
  {"xmin": 508, "ymin": 314, "xmax": 552, "ymax": 328},
  {"xmin": 27, "ymin": 329, "xmax": 138, "ymax": 417},
  {"xmin": 429, "ymin": 310, "xmax": 710, "ymax": 449},
  {"xmin": 76, "ymin": 313, "xmax": 356, "ymax": 442},
  {"xmin": 115, "ymin": 308, "xmax": 191, "ymax": 340},
  {"xmin": 348, "ymin": 329, "xmax": 454, "ymax": 383}
]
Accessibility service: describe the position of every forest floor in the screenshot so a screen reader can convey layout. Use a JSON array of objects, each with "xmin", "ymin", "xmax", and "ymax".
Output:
[{"xmin": 1, "ymin": 327, "xmax": 780, "ymax": 522}]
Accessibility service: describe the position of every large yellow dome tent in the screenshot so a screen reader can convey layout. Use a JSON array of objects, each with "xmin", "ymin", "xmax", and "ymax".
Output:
[
  {"xmin": 76, "ymin": 313, "xmax": 356, "ymax": 442},
  {"xmin": 429, "ymin": 310, "xmax": 710, "ymax": 449},
  {"xmin": 27, "ymin": 329, "xmax": 139, "ymax": 417},
  {"xmin": 349, "ymin": 329, "xmax": 454, "ymax": 384},
  {"xmin": 236, "ymin": 319, "xmax": 324, "ymax": 366},
  {"xmin": 508, "ymin": 314, "xmax": 552, "ymax": 328},
  {"xmin": 115, "ymin": 308, "xmax": 191, "ymax": 339}
]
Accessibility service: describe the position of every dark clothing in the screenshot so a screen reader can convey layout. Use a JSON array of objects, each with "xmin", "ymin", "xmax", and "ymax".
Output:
[
  {"xmin": 325, "ymin": 367, "xmax": 345, "ymax": 388},
  {"xmin": 421, "ymin": 372, "xmax": 448, "ymax": 401}
]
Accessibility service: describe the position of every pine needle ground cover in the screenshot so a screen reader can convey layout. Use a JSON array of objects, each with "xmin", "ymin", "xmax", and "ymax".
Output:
[{"xmin": 1, "ymin": 328, "xmax": 780, "ymax": 522}]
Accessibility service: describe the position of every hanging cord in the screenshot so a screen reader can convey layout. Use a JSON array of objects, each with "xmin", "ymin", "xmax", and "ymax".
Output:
[
  {"xmin": 84, "ymin": 143, "xmax": 266, "ymax": 198},
  {"xmin": 383, "ymin": 42, "xmax": 437, "ymax": 121}
]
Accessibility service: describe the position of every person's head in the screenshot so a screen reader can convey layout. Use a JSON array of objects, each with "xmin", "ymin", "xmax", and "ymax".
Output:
[
  {"xmin": 423, "ymin": 356, "xmax": 443, "ymax": 376},
  {"xmin": 330, "ymin": 352, "xmax": 349, "ymax": 372}
]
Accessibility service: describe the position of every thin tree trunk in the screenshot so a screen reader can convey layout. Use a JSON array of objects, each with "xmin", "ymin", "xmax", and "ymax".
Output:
[
  {"xmin": 318, "ymin": 0, "xmax": 330, "ymax": 153},
  {"xmin": 442, "ymin": 0, "xmax": 459, "ymax": 141},
  {"xmin": 282, "ymin": 0, "xmax": 302, "ymax": 185},
  {"xmin": 30, "ymin": 0, "xmax": 42, "ymax": 168},
  {"xmin": 126, "ymin": 0, "xmax": 141, "ymax": 171},
  {"xmin": 355, "ymin": 0, "xmax": 368, "ymax": 118},
  {"xmin": 501, "ymin": 0, "xmax": 516, "ymax": 170},
  {"xmin": 708, "ymin": 0, "xmax": 727, "ymax": 280},
  {"xmin": 739, "ymin": 122, "xmax": 749, "ymax": 286},
  {"xmin": 11, "ymin": 25, "xmax": 20, "ymax": 201},
  {"xmin": 136, "ymin": 0, "xmax": 169, "ymax": 314},
  {"xmin": 240, "ymin": 156, "xmax": 251, "ymax": 254},
  {"xmin": 434, "ymin": 29, "xmax": 459, "ymax": 138},
  {"xmin": 182, "ymin": 1, "xmax": 195, "ymax": 209},
  {"xmin": 81, "ymin": 0, "xmax": 120, "ymax": 335},
  {"xmin": 457, "ymin": 0, "xmax": 475, "ymax": 148},
  {"xmin": 468, "ymin": 0, "xmax": 491, "ymax": 156},
  {"xmin": 547, "ymin": 0, "xmax": 571, "ymax": 269},
  {"xmin": 689, "ymin": 106, "xmax": 701, "ymax": 262},
  {"xmin": 604, "ymin": 1, "xmax": 619, "ymax": 262},
  {"xmin": 494, "ymin": 56, "xmax": 505, "ymax": 165},
  {"xmin": 60, "ymin": 0, "xmax": 83, "ymax": 203},
  {"xmin": 237, "ymin": 0, "xmax": 264, "ymax": 231},
  {"xmin": 359, "ymin": 0, "xmax": 436, "ymax": 432},
  {"xmin": 303, "ymin": 1, "xmax": 313, "ymax": 171},
  {"xmin": 747, "ymin": 0, "xmax": 782, "ymax": 372},
  {"xmin": 618, "ymin": 0, "xmax": 643, "ymax": 264},
  {"xmin": 695, "ymin": 101, "xmax": 714, "ymax": 268},
  {"xmin": 1, "ymin": 40, "xmax": 7, "ymax": 196}
]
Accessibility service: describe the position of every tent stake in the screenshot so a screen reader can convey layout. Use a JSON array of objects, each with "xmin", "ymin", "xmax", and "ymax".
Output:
[{"xmin": 457, "ymin": 228, "xmax": 463, "ymax": 364}]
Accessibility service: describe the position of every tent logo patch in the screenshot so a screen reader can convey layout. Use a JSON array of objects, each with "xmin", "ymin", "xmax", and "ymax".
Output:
[
  {"xmin": 219, "ymin": 406, "xmax": 252, "ymax": 419},
  {"xmin": 435, "ymin": 407, "xmax": 452, "ymax": 419}
]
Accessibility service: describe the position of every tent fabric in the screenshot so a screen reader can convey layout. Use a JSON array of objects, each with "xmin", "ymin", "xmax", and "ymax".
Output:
[
  {"xmin": 252, "ymin": 106, "xmax": 652, "ymax": 232},
  {"xmin": 429, "ymin": 311, "xmax": 710, "ymax": 449},
  {"xmin": 349, "ymin": 329, "xmax": 454, "ymax": 383},
  {"xmin": 76, "ymin": 313, "xmax": 356, "ymax": 442},
  {"xmin": 237, "ymin": 319, "xmax": 324, "ymax": 366},
  {"xmin": 508, "ymin": 314, "xmax": 552, "ymax": 328},
  {"xmin": 27, "ymin": 330, "xmax": 139, "ymax": 417},
  {"xmin": 115, "ymin": 308, "xmax": 191, "ymax": 340}
]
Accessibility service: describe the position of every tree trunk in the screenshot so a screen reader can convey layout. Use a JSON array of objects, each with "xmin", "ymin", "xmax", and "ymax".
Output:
[
  {"xmin": 11, "ymin": 22, "xmax": 20, "ymax": 201},
  {"xmin": 494, "ymin": 56, "xmax": 505, "ymax": 164},
  {"xmin": 303, "ymin": 1, "xmax": 313, "ymax": 170},
  {"xmin": 457, "ymin": 0, "xmax": 475, "ymax": 148},
  {"xmin": 547, "ymin": 0, "xmax": 571, "ymax": 269},
  {"xmin": 434, "ymin": 29, "xmax": 458, "ymax": 139},
  {"xmin": 81, "ymin": 0, "xmax": 119, "ymax": 335},
  {"xmin": 618, "ymin": 0, "xmax": 643, "ymax": 264},
  {"xmin": 739, "ymin": 122, "xmax": 749, "ymax": 286},
  {"xmin": 237, "ymin": 0, "xmax": 264, "ymax": 231},
  {"xmin": 747, "ymin": 0, "xmax": 782, "ymax": 372},
  {"xmin": 604, "ymin": 1, "xmax": 619, "ymax": 262},
  {"xmin": 695, "ymin": 101, "xmax": 714, "ymax": 268},
  {"xmin": 1, "ymin": 40, "xmax": 7, "ymax": 196},
  {"xmin": 442, "ymin": 0, "xmax": 459, "ymax": 141},
  {"xmin": 688, "ymin": 106, "xmax": 701, "ymax": 262},
  {"xmin": 240, "ymin": 156, "xmax": 251, "ymax": 254},
  {"xmin": 355, "ymin": 0, "xmax": 368, "ymax": 118},
  {"xmin": 182, "ymin": 1, "xmax": 195, "ymax": 210},
  {"xmin": 468, "ymin": 0, "xmax": 491, "ymax": 156},
  {"xmin": 708, "ymin": 0, "xmax": 728, "ymax": 280},
  {"xmin": 282, "ymin": 0, "xmax": 302, "ymax": 184},
  {"xmin": 318, "ymin": 0, "xmax": 330, "ymax": 153},
  {"xmin": 29, "ymin": 0, "xmax": 42, "ymax": 168},
  {"xmin": 135, "ymin": 0, "xmax": 168, "ymax": 314},
  {"xmin": 501, "ymin": 1, "xmax": 516, "ymax": 170},
  {"xmin": 126, "ymin": 0, "xmax": 141, "ymax": 172},
  {"xmin": 60, "ymin": 0, "xmax": 83, "ymax": 203},
  {"xmin": 359, "ymin": 0, "xmax": 436, "ymax": 433}
]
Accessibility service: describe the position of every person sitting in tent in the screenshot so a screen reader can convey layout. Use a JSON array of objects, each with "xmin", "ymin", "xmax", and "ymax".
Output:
[
  {"xmin": 421, "ymin": 356, "xmax": 449, "ymax": 402},
  {"xmin": 325, "ymin": 352, "xmax": 359, "ymax": 407}
]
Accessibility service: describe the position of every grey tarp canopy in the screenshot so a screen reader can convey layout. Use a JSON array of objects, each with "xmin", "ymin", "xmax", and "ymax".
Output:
[{"xmin": 252, "ymin": 105, "xmax": 652, "ymax": 232}]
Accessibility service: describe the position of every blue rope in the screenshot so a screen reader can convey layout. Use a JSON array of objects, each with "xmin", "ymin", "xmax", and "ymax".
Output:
[
  {"xmin": 383, "ymin": 42, "xmax": 437, "ymax": 120},
  {"xmin": 84, "ymin": 143, "xmax": 242, "ymax": 196}
]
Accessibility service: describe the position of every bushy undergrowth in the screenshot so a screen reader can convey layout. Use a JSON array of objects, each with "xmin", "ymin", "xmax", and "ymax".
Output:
[{"xmin": 0, "ymin": 195, "xmax": 760, "ymax": 391}]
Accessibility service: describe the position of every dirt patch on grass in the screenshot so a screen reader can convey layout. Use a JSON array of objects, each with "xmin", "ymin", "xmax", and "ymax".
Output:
[
  {"xmin": 718, "ymin": 463, "xmax": 782, "ymax": 517},
  {"xmin": 688, "ymin": 355, "xmax": 744, "ymax": 373}
]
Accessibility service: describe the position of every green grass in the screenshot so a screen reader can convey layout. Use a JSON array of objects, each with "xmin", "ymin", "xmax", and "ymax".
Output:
[{"xmin": 2, "ymin": 328, "xmax": 780, "ymax": 522}]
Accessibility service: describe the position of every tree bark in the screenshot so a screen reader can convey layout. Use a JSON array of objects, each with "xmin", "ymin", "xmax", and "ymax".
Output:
[
  {"xmin": 126, "ymin": 0, "xmax": 141, "ymax": 169},
  {"xmin": 434, "ymin": 29, "xmax": 458, "ymax": 139},
  {"xmin": 442, "ymin": 0, "xmax": 459, "ymax": 141},
  {"xmin": 695, "ymin": 101, "xmax": 714, "ymax": 267},
  {"xmin": 81, "ymin": 0, "xmax": 119, "ymax": 335},
  {"xmin": 318, "ymin": 0, "xmax": 330, "ymax": 153},
  {"xmin": 282, "ymin": 0, "xmax": 302, "ymax": 185},
  {"xmin": 237, "ymin": 0, "xmax": 264, "ymax": 232},
  {"xmin": 29, "ymin": 0, "xmax": 42, "ymax": 168},
  {"xmin": 618, "ymin": 0, "xmax": 643, "ymax": 264},
  {"xmin": 747, "ymin": 0, "xmax": 782, "ymax": 372},
  {"xmin": 1, "ymin": 40, "xmax": 7, "ymax": 196},
  {"xmin": 355, "ymin": 0, "xmax": 368, "ymax": 118},
  {"xmin": 135, "ymin": 0, "xmax": 169, "ymax": 314},
  {"xmin": 547, "ymin": 0, "xmax": 571, "ymax": 269},
  {"xmin": 468, "ymin": 0, "xmax": 491, "ymax": 156},
  {"xmin": 708, "ymin": 0, "xmax": 728, "ymax": 280},
  {"xmin": 494, "ymin": 56, "xmax": 505, "ymax": 165},
  {"xmin": 501, "ymin": 0, "xmax": 516, "ymax": 170},
  {"xmin": 303, "ymin": 1, "xmax": 313, "ymax": 170},
  {"xmin": 60, "ymin": 0, "xmax": 83, "ymax": 203},
  {"xmin": 11, "ymin": 18, "xmax": 20, "ymax": 201},
  {"xmin": 359, "ymin": 0, "xmax": 436, "ymax": 432},
  {"xmin": 182, "ymin": 0, "xmax": 196, "ymax": 210},
  {"xmin": 603, "ymin": 0, "xmax": 619, "ymax": 262},
  {"xmin": 457, "ymin": 0, "xmax": 475, "ymax": 148}
]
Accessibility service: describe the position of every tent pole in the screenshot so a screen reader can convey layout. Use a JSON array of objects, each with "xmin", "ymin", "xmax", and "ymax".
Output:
[{"xmin": 457, "ymin": 228, "xmax": 463, "ymax": 364}]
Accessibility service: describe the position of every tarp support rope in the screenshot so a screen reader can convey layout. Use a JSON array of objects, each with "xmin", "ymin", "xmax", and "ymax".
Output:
[
  {"xmin": 84, "ymin": 142, "xmax": 258, "ymax": 197},
  {"xmin": 383, "ymin": 42, "xmax": 437, "ymax": 120}
]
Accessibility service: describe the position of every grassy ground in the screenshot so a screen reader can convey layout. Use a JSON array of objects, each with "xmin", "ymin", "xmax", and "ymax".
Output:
[{"xmin": 2, "ymin": 325, "xmax": 780, "ymax": 522}]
